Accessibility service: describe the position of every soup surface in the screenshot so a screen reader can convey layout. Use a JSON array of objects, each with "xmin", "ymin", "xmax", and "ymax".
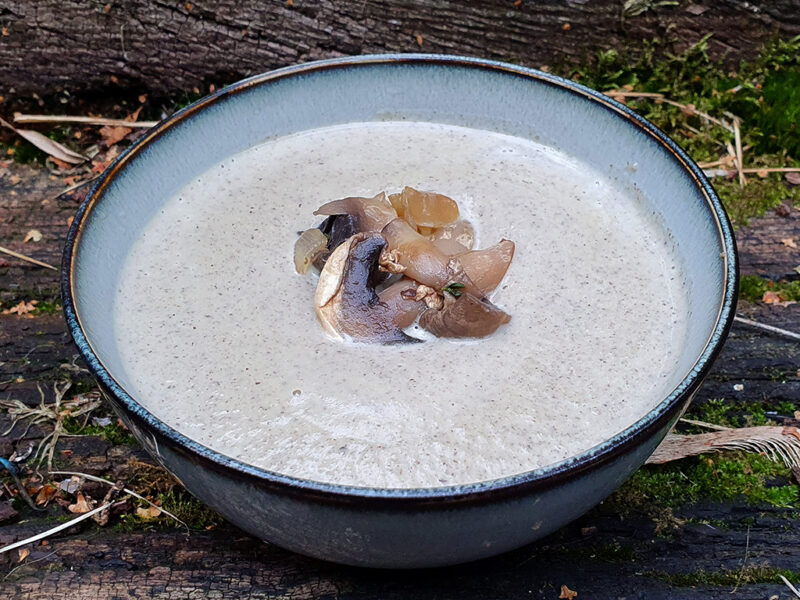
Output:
[{"xmin": 113, "ymin": 121, "xmax": 688, "ymax": 488}]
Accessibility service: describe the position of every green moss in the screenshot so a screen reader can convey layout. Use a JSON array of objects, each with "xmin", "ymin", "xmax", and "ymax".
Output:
[
  {"xmin": 114, "ymin": 490, "xmax": 222, "ymax": 532},
  {"xmin": 32, "ymin": 301, "xmax": 62, "ymax": 315},
  {"xmin": 652, "ymin": 565, "xmax": 800, "ymax": 587},
  {"xmin": 717, "ymin": 177, "xmax": 800, "ymax": 227},
  {"xmin": 778, "ymin": 401, "xmax": 797, "ymax": 415},
  {"xmin": 738, "ymin": 274, "xmax": 800, "ymax": 303},
  {"xmin": 695, "ymin": 398, "xmax": 731, "ymax": 426},
  {"xmin": 561, "ymin": 35, "xmax": 800, "ymax": 227},
  {"xmin": 610, "ymin": 452, "xmax": 798, "ymax": 510},
  {"xmin": 62, "ymin": 416, "xmax": 137, "ymax": 446}
]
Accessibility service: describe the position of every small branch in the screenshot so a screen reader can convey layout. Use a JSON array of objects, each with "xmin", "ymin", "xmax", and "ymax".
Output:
[
  {"xmin": 14, "ymin": 114, "xmax": 158, "ymax": 128},
  {"xmin": 733, "ymin": 117, "xmax": 746, "ymax": 188},
  {"xmin": 0, "ymin": 498, "xmax": 129, "ymax": 555},
  {"xmin": 678, "ymin": 417, "xmax": 732, "ymax": 431},
  {"xmin": 0, "ymin": 245, "xmax": 57, "ymax": 271},
  {"xmin": 734, "ymin": 316, "xmax": 800, "ymax": 343},
  {"xmin": 781, "ymin": 575, "xmax": 800, "ymax": 600},
  {"xmin": 741, "ymin": 167, "xmax": 800, "ymax": 173}
]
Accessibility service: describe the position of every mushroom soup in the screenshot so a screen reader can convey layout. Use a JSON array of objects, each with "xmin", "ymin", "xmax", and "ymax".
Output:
[{"xmin": 113, "ymin": 121, "xmax": 688, "ymax": 488}]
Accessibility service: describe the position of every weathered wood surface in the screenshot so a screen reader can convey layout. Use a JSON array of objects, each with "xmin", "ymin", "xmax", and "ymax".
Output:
[
  {"xmin": 2, "ymin": 161, "xmax": 800, "ymax": 597},
  {"xmin": 1, "ymin": 0, "xmax": 799, "ymax": 97}
]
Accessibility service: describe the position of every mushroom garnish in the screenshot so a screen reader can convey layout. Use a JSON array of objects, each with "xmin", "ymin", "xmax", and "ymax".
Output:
[
  {"xmin": 314, "ymin": 192, "xmax": 397, "ymax": 233},
  {"xmin": 419, "ymin": 293, "xmax": 511, "ymax": 338},
  {"xmin": 380, "ymin": 218, "xmax": 482, "ymax": 298},
  {"xmin": 388, "ymin": 186, "xmax": 460, "ymax": 228},
  {"xmin": 429, "ymin": 219, "xmax": 475, "ymax": 250},
  {"xmin": 314, "ymin": 233, "xmax": 424, "ymax": 343},
  {"xmin": 457, "ymin": 239, "xmax": 515, "ymax": 295},
  {"xmin": 303, "ymin": 188, "xmax": 514, "ymax": 343}
]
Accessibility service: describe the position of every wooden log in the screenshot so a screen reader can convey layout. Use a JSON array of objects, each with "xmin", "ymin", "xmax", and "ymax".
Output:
[{"xmin": 1, "ymin": 0, "xmax": 799, "ymax": 97}]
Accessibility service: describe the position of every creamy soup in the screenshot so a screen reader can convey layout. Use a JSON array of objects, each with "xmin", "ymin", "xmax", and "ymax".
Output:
[{"xmin": 113, "ymin": 121, "xmax": 688, "ymax": 488}]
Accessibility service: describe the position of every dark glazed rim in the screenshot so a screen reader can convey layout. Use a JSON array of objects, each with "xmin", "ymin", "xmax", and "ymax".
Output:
[{"xmin": 62, "ymin": 54, "xmax": 738, "ymax": 507}]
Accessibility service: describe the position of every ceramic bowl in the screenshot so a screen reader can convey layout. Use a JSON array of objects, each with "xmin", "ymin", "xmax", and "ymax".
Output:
[{"xmin": 63, "ymin": 55, "xmax": 737, "ymax": 568}]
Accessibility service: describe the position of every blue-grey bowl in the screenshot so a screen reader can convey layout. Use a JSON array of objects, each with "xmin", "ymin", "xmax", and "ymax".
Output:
[{"xmin": 62, "ymin": 54, "xmax": 737, "ymax": 568}]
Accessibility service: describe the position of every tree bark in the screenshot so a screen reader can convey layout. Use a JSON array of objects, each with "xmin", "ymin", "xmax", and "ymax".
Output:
[{"xmin": 1, "ymin": 0, "xmax": 798, "ymax": 97}]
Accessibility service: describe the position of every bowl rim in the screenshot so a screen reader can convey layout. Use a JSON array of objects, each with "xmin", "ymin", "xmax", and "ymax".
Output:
[{"xmin": 62, "ymin": 53, "xmax": 738, "ymax": 505}]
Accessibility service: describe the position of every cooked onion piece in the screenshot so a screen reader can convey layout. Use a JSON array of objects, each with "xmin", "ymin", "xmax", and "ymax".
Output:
[
  {"xmin": 314, "ymin": 192, "xmax": 397, "ymax": 233},
  {"xmin": 314, "ymin": 233, "xmax": 422, "ymax": 343},
  {"xmin": 457, "ymin": 239, "xmax": 515, "ymax": 295},
  {"xmin": 419, "ymin": 293, "xmax": 511, "ymax": 338},
  {"xmin": 381, "ymin": 218, "xmax": 481, "ymax": 298},
  {"xmin": 388, "ymin": 186, "xmax": 459, "ymax": 228},
  {"xmin": 294, "ymin": 228, "xmax": 329, "ymax": 274}
]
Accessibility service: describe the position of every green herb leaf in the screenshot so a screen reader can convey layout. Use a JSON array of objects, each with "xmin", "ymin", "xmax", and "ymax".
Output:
[{"xmin": 442, "ymin": 282, "xmax": 465, "ymax": 297}]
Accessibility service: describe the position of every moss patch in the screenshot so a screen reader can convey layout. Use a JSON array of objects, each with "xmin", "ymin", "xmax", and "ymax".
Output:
[
  {"xmin": 560, "ymin": 35, "xmax": 800, "ymax": 227},
  {"xmin": 739, "ymin": 274, "xmax": 800, "ymax": 303},
  {"xmin": 62, "ymin": 416, "xmax": 137, "ymax": 446},
  {"xmin": 610, "ymin": 452, "xmax": 798, "ymax": 510},
  {"xmin": 652, "ymin": 565, "xmax": 800, "ymax": 587}
]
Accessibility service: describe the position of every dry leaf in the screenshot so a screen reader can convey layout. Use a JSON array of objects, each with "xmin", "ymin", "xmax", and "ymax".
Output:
[
  {"xmin": 136, "ymin": 505, "xmax": 162, "ymax": 520},
  {"xmin": 18, "ymin": 548, "xmax": 29, "ymax": 562},
  {"xmin": 680, "ymin": 103, "xmax": 697, "ymax": 117},
  {"xmin": 68, "ymin": 491, "xmax": 93, "ymax": 514},
  {"xmin": 2, "ymin": 300, "xmax": 38, "ymax": 315},
  {"xmin": 35, "ymin": 484, "xmax": 58, "ymax": 506},
  {"xmin": 416, "ymin": 34, "xmax": 423, "ymax": 47},
  {"xmin": 0, "ymin": 117, "xmax": 86, "ymax": 164},
  {"xmin": 99, "ymin": 125, "xmax": 132, "ymax": 146},
  {"xmin": 781, "ymin": 238, "xmax": 798, "ymax": 249},
  {"xmin": 786, "ymin": 172, "xmax": 800, "ymax": 185},
  {"xmin": 763, "ymin": 291, "xmax": 782, "ymax": 304},
  {"xmin": 8, "ymin": 174, "xmax": 20, "ymax": 185},
  {"xmin": 756, "ymin": 169, "xmax": 769, "ymax": 178},
  {"xmin": 560, "ymin": 585, "xmax": 578, "ymax": 599},
  {"xmin": 126, "ymin": 105, "xmax": 144, "ymax": 122},
  {"xmin": 23, "ymin": 229, "xmax": 42, "ymax": 243}
]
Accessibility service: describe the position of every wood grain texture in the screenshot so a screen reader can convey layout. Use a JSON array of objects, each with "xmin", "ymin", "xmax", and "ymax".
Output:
[{"xmin": 1, "ymin": 0, "xmax": 799, "ymax": 96}]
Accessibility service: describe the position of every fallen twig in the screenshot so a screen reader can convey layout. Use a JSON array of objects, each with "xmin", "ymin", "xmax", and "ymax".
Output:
[
  {"xmin": 734, "ymin": 316, "xmax": 800, "ymax": 343},
  {"xmin": 0, "ymin": 497, "xmax": 129, "ymax": 555},
  {"xmin": 733, "ymin": 117, "xmax": 746, "ymax": 188},
  {"xmin": 781, "ymin": 575, "xmax": 800, "ymax": 599},
  {"xmin": 13, "ymin": 114, "xmax": 158, "ymax": 128},
  {"xmin": 678, "ymin": 417, "xmax": 732, "ymax": 431},
  {"xmin": 0, "ymin": 245, "xmax": 58, "ymax": 271},
  {"xmin": 50, "ymin": 470, "xmax": 189, "ymax": 531}
]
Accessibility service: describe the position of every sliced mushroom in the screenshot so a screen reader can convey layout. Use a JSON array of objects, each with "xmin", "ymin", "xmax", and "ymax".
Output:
[
  {"xmin": 381, "ymin": 218, "xmax": 482, "ymax": 298},
  {"xmin": 387, "ymin": 186, "xmax": 459, "ymax": 228},
  {"xmin": 314, "ymin": 233, "xmax": 423, "ymax": 343},
  {"xmin": 318, "ymin": 213, "xmax": 360, "ymax": 252},
  {"xmin": 457, "ymin": 239, "xmax": 515, "ymax": 295},
  {"xmin": 314, "ymin": 192, "xmax": 397, "ymax": 233},
  {"xmin": 429, "ymin": 219, "xmax": 475, "ymax": 250},
  {"xmin": 377, "ymin": 278, "xmax": 426, "ymax": 329},
  {"xmin": 431, "ymin": 237, "xmax": 470, "ymax": 256},
  {"xmin": 419, "ymin": 293, "xmax": 511, "ymax": 338}
]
